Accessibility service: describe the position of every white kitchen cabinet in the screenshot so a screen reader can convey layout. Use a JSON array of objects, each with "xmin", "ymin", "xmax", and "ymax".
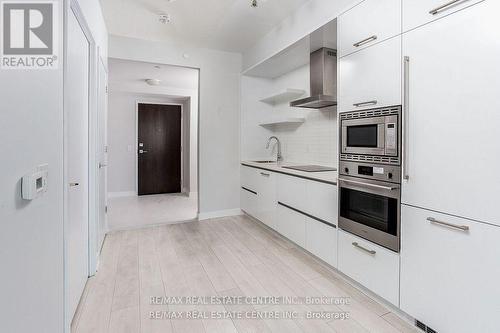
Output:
[
  {"xmin": 241, "ymin": 165, "xmax": 259, "ymax": 192},
  {"xmin": 339, "ymin": 36, "xmax": 401, "ymax": 113},
  {"xmin": 240, "ymin": 187, "xmax": 258, "ymax": 218},
  {"xmin": 305, "ymin": 217, "xmax": 337, "ymax": 267},
  {"xmin": 275, "ymin": 203, "xmax": 306, "ymax": 248},
  {"xmin": 400, "ymin": 205, "xmax": 500, "ymax": 333},
  {"xmin": 402, "ymin": 0, "xmax": 484, "ymax": 32},
  {"xmin": 338, "ymin": 230, "xmax": 399, "ymax": 306},
  {"xmin": 254, "ymin": 170, "xmax": 277, "ymax": 229},
  {"xmin": 338, "ymin": 0, "xmax": 401, "ymax": 57},
  {"xmin": 276, "ymin": 173, "xmax": 309, "ymax": 213},
  {"xmin": 401, "ymin": 0, "xmax": 500, "ymax": 226}
]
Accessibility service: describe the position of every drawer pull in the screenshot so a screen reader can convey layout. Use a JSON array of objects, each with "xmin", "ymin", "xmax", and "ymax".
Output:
[
  {"xmin": 353, "ymin": 100, "xmax": 378, "ymax": 107},
  {"xmin": 241, "ymin": 187, "xmax": 257, "ymax": 195},
  {"xmin": 427, "ymin": 217, "xmax": 469, "ymax": 232},
  {"xmin": 260, "ymin": 172, "xmax": 270, "ymax": 177},
  {"xmin": 353, "ymin": 35, "xmax": 378, "ymax": 48},
  {"xmin": 429, "ymin": 0, "xmax": 471, "ymax": 15},
  {"xmin": 352, "ymin": 242, "xmax": 376, "ymax": 255}
]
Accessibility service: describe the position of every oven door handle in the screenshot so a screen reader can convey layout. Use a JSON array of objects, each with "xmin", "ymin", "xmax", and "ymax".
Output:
[{"xmin": 339, "ymin": 178, "xmax": 399, "ymax": 191}]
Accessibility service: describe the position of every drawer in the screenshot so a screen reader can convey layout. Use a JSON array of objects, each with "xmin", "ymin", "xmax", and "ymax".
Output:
[
  {"xmin": 275, "ymin": 203, "xmax": 306, "ymax": 248},
  {"xmin": 306, "ymin": 181, "xmax": 337, "ymax": 225},
  {"xmin": 338, "ymin": 230, "xmax": 400, "ymax": 305},
  {"xmin": 305, "ymin": 216, "xmax": 337, "ymax": 267},
  {"xmin": 339, "ymin": 0, "xmax": 401, "ymax": 57},
  {"xmin": 400, "ymin": 204, "xmax": 500, "ymax": 333},
  {"xmin": 403, "ymin": 0, "xmax": 484, "ymax": 32},
  {"xmin": 241, "ymin": 187, "xmax": 258, "ymax": 218},
  {"xmin": 276, "ymin": 174, "xmax": 308, "ymax": 213},
  {"xmin": 339, "ymin": 36, "xmax": 401, "ymax": 112},
  {"xmin": 241, "ymin": 165, "xmax": 259, "ymax": 192}
]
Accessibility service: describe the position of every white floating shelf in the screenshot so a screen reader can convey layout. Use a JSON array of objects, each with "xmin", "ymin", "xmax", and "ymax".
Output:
[
  {"xmin": 259, "ymin": 117, "xmax": 305, "ymax": 127},
  {"xmin": 259, "ymin": 89, "xmax": 305, "ymax": 105}
]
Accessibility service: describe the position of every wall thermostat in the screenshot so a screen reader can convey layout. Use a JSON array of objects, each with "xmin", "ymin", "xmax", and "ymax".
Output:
[{"xmin": 22, "ymin": 164, "xmax": 48, "ymax": 200}]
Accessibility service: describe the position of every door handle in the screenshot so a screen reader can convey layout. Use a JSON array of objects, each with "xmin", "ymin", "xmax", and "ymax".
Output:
[
  {"xmin": 429, "ymin": 0, "xmax": 471, "ymax": 15},
  {"xmin": 403, "ymin": 56, "xmax": 410, "ymax": 181},
  {"xmin": 353, "ymin": 100, "xmax": 378, "ymax": 108},
  {"xmin": 339, "ymin": 178, "xmax": 399, "ymax": 191},
  {"xmin": 69, "ymin": 182, "xmax": 79, "ymax": 187},
  {"xmin": 427, "ymin": 217, "xmax": 470, "ymax": 232},
  {"xmin": 99, "ymin": 163, "xmax": 107, "ymax": 168},
  {"xmin": 139, "ymin": 150, "xmax": 148, "ymax": 154},
  {"xmin": 353, "ymin": 35, "xmax": 378, "ymax": 48},
  {"xmin": 260, "ymin": 172, "xmax": 270, "ymax": 177},
  {"xmin": 352, "ymin": 242, "xmax": 376, "ymax": 255}
]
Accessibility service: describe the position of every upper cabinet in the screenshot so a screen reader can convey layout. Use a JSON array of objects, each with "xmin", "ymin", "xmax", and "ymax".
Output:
[
  {"xmin": 338, "ymin": 0, "xmax": 401, "ymax": 57},
  {"xmin": 402, "ymin": 0, "xmax": 484, "ymax": 32},
  {"xmin": 339, "ymin": 36, "xmax": 401, "ymax": 112}
]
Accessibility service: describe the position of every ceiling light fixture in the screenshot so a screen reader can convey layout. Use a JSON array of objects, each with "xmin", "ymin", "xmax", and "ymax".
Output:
[
  {"xmin": 145, "ymin": 79, "xmax": 161, "ymax": 86},
  {"xmin": 251, "ymin": 0, "xmax": 258, "ymax": 8},
  {"xmin": 159, "ymin": 13, "xmax": 171, "ymax": 24}
]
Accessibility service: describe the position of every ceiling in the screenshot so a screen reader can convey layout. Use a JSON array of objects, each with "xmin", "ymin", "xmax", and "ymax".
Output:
[
  {"xmin": 109, "ymin": 58, "xmax": 199, "ymax": 90},
  {"xmin": 101, "ymin": 0, "xmax": 311, "ymax": 53}
]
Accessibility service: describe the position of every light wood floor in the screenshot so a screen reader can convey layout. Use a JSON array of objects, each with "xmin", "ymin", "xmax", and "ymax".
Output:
[{"xmin": 72, "ymin": 215, "xmax": 418, "ymax": 333}]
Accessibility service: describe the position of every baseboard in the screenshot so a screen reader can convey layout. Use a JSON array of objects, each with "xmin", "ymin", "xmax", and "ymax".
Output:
[
  {"xmin": 108, "ymin": 191, "xmax": 136, "ymax": 198},
  {"xmin": 198, "ymin": 208, "xmax": 243, "ymax": 220}
]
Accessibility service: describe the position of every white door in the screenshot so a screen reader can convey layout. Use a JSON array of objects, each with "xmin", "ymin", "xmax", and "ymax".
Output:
[
  {"xmin": 401, "ymin": 0, "xmax": 500, "ymax": 226},
  {"xmin": 97, "ymin": 59, "xmax": 108, "ymax": 253},
  {"xmin": 67, "ymin": 10, "xmax": 90, "ymax": 320}
]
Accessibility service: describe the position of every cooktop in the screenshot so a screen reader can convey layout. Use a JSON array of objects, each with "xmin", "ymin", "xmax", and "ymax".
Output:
[{"xmin": 282, "ymin": 165, "xmax": 337, "ymax": 173}]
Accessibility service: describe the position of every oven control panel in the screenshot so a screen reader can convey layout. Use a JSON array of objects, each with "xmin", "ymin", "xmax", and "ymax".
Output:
[{"xmin": 340, "ymin": 161, "xmax": 401, "ymax": 183}]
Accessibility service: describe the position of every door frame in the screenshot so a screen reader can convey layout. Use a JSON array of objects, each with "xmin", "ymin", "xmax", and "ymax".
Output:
[
  {"xmin": 135, "ymin": 101, "xmax": 185, "ymax": 195},
  {"xmin": 63, "ymin": 0, "xmax": 98, "ymax": 330}
]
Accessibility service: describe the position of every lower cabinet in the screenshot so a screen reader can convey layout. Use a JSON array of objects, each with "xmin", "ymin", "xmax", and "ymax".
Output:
[
  {"xmin": 276, "ymin": 203, "xmax": 306, "ymax": 248},
  {"xmin": 400, "ymin": 205, "xmax": 500, "ymax": 333},
  {"xmin": 305, "ymin": 216, "xmax": 337, "ymax": 267},
  {"xmin": 240, "ymin": 187, "xmax": 258, "ymax": 218},
  {"xmin": 338, "ymin": 230, "xmax": 400, "ymax": 306}
]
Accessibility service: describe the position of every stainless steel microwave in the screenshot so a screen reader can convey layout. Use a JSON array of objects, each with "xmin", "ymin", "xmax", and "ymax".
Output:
[{"xmin": 341, "ymin": 106, "xmax": 401, "ymax": 162}]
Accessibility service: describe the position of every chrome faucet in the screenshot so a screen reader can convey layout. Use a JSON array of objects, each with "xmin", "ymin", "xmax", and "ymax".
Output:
[{"xmin": 266, "ymin": 136, "xmax": 283, "ymax": 162}]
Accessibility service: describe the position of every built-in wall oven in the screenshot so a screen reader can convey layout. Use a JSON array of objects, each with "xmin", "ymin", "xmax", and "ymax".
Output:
[{"xmin": 339, "ymin": 106, "xmax": 402, "ymax": 252}]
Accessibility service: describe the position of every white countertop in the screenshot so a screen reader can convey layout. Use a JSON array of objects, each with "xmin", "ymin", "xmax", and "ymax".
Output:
[{"xmin": 241, "ymin": 161, "xmax": 337, "ymax": 185}]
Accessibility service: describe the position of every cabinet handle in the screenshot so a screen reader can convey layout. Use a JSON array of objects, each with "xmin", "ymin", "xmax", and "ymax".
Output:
[
  {"xmin": 353, "ymin": 35, "xmax": 378, "ymax": 48},
  {"xmin": 339, "ymin": 178, "xmax": 399, "ymax": 191},
  {"xmin": 429, "ymin": 0, "xmax": 470, "ymax": 15},
  {"xmin": 69, "ymin": 182, "xmax": 79, "ymax": 187},
  {"xmin": 352, "ymin": 242, "xmax": 376, "ymax": 255},
  {"xmin": 353, "ymin": 100, "xmax": 378, "ymax": 107},
  {"xmin": 260, "ymin": 172, "xmax": 270, "ymax": 177},
  {"xmin": 403, "ymin": 56, "xmax": 410, "ymax": 181},
  {"xmin": 427, "ymin": 217, "xmax": 470, "ymax": 232}
]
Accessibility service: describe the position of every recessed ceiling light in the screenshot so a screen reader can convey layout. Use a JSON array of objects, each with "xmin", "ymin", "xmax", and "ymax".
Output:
[
  {"xmin": 145, "ymin": 79, "xmax": 161, "ymax": 86},
  {"xmin": 159, "ymin": 13, "xmax": 171, "ymax": 24}
]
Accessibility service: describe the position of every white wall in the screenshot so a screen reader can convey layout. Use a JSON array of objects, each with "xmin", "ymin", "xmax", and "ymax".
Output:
[
  {"xmin": 243, "ymin": 0, "xmax": 356, "ymax": 71},
  {"xmin": 0, "ymin": 1, "xmax": 107, "ymax": 332},
  {"xmin": 242, "ymin": 65, "xmax": 337, "ymax": 166},
  {"xmin": 109, "ymin": 35, "xmax": 242, "ymax": 216},
  {"xmin": 107, "ymin": 92, "xmax": 193, "ymax": 194}
]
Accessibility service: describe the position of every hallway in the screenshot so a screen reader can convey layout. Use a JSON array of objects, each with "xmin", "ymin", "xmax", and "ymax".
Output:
[
  {"xmin": 72, "ymin": 216, "xmax": 417, "ymax": 333},
  {"xmin": 107, "ymin": 194, "xmax": 198, "ymax": 230}
]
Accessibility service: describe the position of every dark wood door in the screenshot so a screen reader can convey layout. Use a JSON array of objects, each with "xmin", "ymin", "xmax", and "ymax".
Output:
[{"xmin": 138, "ymin": 103, "xmax": 182, "ymax": 195}]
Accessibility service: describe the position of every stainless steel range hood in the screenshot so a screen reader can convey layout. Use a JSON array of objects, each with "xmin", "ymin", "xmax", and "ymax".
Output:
[{"xmin": 290, "ymin": 47, "xmax": 337, "ymax": 109}]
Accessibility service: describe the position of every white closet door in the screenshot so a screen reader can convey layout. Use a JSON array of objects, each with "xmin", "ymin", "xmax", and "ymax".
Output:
[
  {"xmin": 401, "ymin": 0, "xmax": 500, "ymax": 226},
  {"xmin": 97, "ymin": 59, "xmax": 108, "ymax": 254},
  {"xmin": 67, "ymin": 9, "xmax": 90, "ymax": 320}
]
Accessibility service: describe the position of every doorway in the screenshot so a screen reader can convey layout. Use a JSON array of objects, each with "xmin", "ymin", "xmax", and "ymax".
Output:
[{"xmin": 137, "ymin": 103, "xmax": 182, "ymax": 195}]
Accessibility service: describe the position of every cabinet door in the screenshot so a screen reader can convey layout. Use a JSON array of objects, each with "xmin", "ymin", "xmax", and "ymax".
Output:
[
  {"xmin": 401, "ymin": 0, "xmax": 500, "ymax": 226},
  {"xmin": 339, "ymin": 36, "xmax": 401, "ymax": 112},
  {"xmin": 275, "ymin": 204, "xmax": 306, "ymax": 247},
  {"xmin": 305, "ymin": 218, "xmax": 337, "ymax": 267},
  {"xmin": 338, "ymin": 230, "xmax": 399, "ymax": 306},
  {"xmin": 306, "ymin": 181, "xmax": 337, "ymax": 226},
  {"xmin": 402, "ymin": 0, "xmax": 484, "ymax": 32},
  {"xmin": 339, "ymin": 0, "xmax": 401, "ymax": 57},
  {"xmin": 241, "ymin": 187, "xmax": 258, "ymax": 218},
  {"xmin": 276, "ymin": 174, "xmax": 308, "ymax": 212},
  {"xmin": 400, "ymin": 205, "xmax": 500, "ymax": 333},
  {"xmin": 254, "ymin": 171, "xmax": 277, "ymax": 228},
  {"xmin": 241, "ymin": 165, "xmax": 259, "ymax": 192}
]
